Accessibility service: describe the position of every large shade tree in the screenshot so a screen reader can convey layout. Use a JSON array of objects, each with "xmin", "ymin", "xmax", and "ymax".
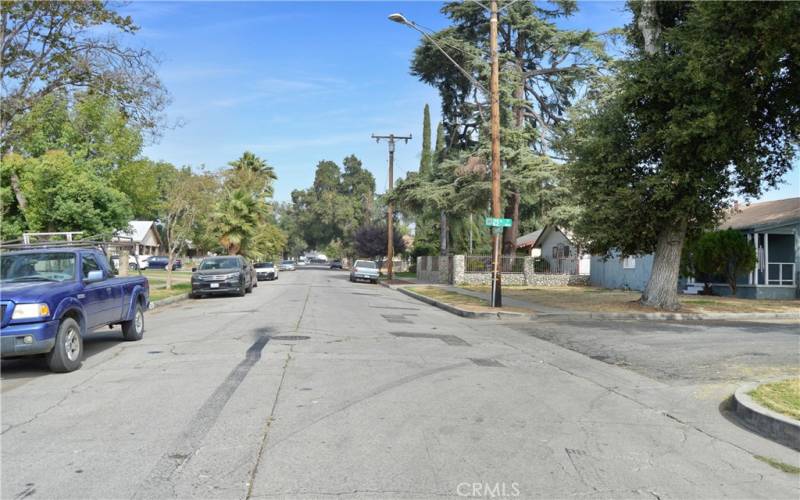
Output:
[
  {"xmin": 1, "ymin": 1, "xmax": 167, "ymax": 212},
  {"xmin": 563, "ymin": 0, "xmax": 799, "ymax": 309},
  {"xmin": 404, "ymin": 0, "xmax": 605, "ymax": 254}
]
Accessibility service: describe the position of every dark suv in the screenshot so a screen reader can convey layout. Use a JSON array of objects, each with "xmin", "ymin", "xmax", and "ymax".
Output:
[
  {"xmin": 329, "ymin": 259, "xmax": 343, "ymax": 269},
  {"xmin": 190, "ymin": 256, "xmax": 255, "ymax": 298},
  {"xmin": 147, "ymin": 256, "xmax": 181, "ymax": 270}
]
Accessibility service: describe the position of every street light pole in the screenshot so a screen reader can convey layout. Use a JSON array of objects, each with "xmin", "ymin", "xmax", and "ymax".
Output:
[
  {"xmin": 489, "ymin": 0, "xmax": 502, "ymax": 307},
  {"xmin": 389, "ymin": 7, "xmax": 503, "ymax": 307},
  {"xmin": 372, "ymin": 133, "xmax": 412, "ymax": 281}
]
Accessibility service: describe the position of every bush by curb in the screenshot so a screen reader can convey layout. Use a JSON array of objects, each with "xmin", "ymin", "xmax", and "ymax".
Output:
[{"xmin": 733, "ymin": 382, "xmax": 800, "ymax": 451}]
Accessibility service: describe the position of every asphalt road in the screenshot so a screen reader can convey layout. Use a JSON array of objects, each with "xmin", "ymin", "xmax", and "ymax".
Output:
[
  {"xmin": 2, "ymin": 267, "xmax": 798, "ymax": 499},
  {"xmin": 505, "ymin": 318, "xmax": 800, "ymax": 385}
]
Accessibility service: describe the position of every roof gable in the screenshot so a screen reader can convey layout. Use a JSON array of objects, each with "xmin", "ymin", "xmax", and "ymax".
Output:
[
  {"xmin": 721, "ymin": 197, "xmax": 800, "ymax": 231},
  {"xmin": 115, "ymin": 221, "xmax": 162, "ymax": 246}
]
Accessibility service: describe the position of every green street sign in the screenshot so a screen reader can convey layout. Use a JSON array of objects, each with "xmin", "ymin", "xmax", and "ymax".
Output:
[{"xmin": 485, "ymin": 217, "xmax": 513, "ymax": 228}]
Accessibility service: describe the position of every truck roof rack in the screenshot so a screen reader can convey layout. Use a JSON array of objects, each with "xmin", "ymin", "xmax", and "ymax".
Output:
[
  {"xmin": 1, "ymin": 235, "xmax": 135, "ymax": 251},
  {"xmin": 1, "ymin": 235, "xmax": 142, "ymax": 275}
]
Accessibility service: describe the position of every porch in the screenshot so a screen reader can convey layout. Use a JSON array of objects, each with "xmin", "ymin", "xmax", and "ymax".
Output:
[{"xmin": 711, "ymin": 229, "xmax": 798, "ymax": 300}]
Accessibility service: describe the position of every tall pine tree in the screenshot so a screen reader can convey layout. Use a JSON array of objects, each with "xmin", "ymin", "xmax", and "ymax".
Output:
[{"xmin": 419, "ymin": 104, "xmax": 432, "ymax": 177}]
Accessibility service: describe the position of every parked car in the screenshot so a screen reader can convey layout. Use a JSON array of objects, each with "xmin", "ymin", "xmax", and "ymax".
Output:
[
  {"xmin": 190, "ymin": 256, "xmax": 254, "ymax": 298},
  {"xmin": 146, "ymin": 256, "xmax": 181, "ymax": 270},
  {"xmin": 349, "ymin": 260, "xmax": 379, "ymax": 284},
  {"xmin": 0, "ymin": 247, "xmax": 150, "ymax": 372},
  {"xmin": 111, "ymin": 254, "xmax": 150, "ymax": 271},
  {"xmin": 279, "ymin": 260, "xmax": 296, "ymax": 271},
  {"xmin": 329, "ymin": 260, "xmax": 343, "ymax": 270},
  {"xmin": 254, "ymin": 262, "xmax": 278, "ymax": 281}
]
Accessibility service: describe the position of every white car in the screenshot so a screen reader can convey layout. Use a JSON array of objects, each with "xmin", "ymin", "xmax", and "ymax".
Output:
[
  {"xmin": 349, "ymin": 260, "xmax": 380, "ymax": 284},
  {"xmin": 254, "ymin": 261, "xmax": 278, "ymax": 281},
  {"xmin": 279, "ymin": 260, "xmax": 296, "ymax": 271},
  {"xmin": 112, "ymin": 254, "xmax": 150, "ymax": 271}
]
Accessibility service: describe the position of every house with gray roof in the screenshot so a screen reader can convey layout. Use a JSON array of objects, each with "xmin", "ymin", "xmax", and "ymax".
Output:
[
  {"xmin": 717, "ymin": 197, "xmax": 799, "ymax": 299},
  {"xmin": 516, "ymin": 226, "xmax": 590, "ymax": 275},
  {"xmin": 589, "ymin": 197, "xmax": 800, "ymax": 299},
  {"xmin": 114, "ymin": 221, "xmax": 163, "ymax": 257}
]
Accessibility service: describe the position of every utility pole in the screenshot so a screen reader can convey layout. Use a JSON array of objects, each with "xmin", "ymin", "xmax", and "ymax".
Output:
[
  {"xmin": 388, "ymin": 3, "xmax": 504, "ymax": 306},
  {"xmin": 489, "ymin": 0, "xmax": 502, "ymax": 307},
  {"xmin": 372, "ymin": 133, "xmax": 412, "ymax": 281}
]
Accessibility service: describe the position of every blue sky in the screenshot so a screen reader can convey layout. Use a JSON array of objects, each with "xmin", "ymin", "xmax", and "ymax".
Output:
[{"xmin": 127, "ymin": 1, "xmax": 797, "ymax": 203}]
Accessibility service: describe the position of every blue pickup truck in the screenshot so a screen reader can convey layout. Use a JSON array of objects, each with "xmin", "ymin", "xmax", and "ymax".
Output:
[{"xmin": 0, "ymin": 247, "xmax": 149, "ymax": 372}]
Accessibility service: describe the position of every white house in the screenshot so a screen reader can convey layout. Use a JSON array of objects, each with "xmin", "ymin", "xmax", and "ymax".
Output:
[
  {"xmin": 516, "ymin": 226, "xmax": 590, "ymax": 275},
  {"xmin": 114, "ymin": 221, "xmax": 163, "ymax": 257}
]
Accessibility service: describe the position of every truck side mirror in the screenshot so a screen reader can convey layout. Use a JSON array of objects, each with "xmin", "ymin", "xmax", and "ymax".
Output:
[{"xmin": 85, "ymin": 270, "xmax": 104, "ymax": 282}]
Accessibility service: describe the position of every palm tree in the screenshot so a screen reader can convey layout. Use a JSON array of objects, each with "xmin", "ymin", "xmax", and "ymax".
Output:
[
  {"xmin": 226, "ymin": 151, "xmax": 277, "ymax": 199},
  {"xmin": 213, "ymin": 188, "xmax": 265, "ymax": 255}
]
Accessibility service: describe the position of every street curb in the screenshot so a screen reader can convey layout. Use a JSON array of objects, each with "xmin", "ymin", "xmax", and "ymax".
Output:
[
  {"xmin": 733, "ymin": 381, "xmax": 800, "ymax": 451},
  {"xmin": 149, "ymin": 293, "xmax": 190, "ymax": 309},
  {"xmin": 529, "ymin": 311, "xmax": 800, "ymax": 321},
  {"xmin": 396, "ymin": 287, "xmax": 525, "ymax": 319}
]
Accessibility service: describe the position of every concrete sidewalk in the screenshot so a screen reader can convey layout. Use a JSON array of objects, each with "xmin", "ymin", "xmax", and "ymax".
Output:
[{"xmin": 399, "ymin": 283, "xmax": 800, "ymax": 322}]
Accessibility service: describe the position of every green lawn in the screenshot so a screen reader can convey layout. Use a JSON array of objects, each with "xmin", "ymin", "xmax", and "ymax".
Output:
[
  {"xmin": 392, "ymin": 271, "xmax": 416, "ymax": 278},
  {"xmin": 749, "ymin": 378, "xmax": 800, "ymax": 420},
  {"xmin": 149, "ymin": 282, "xmax": 191, "ymax": 302}
]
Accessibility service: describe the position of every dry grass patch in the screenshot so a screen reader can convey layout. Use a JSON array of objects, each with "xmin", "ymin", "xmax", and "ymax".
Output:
[
  {"xmin": 749, "ymin": 378, "xmax": 800, "ymax": 421},
  {"xmin": 463, "ymin": 285, "xmax": 800, "ymax": 314}
]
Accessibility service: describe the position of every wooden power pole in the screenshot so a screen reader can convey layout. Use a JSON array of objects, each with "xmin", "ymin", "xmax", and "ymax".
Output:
[
  {"xmin": 372, "ymin": 133, "xmax": 411, "ymax": 281},
  {"xmin": 489, "ymin": 0, "xmax": 502, "ymax": 307}
]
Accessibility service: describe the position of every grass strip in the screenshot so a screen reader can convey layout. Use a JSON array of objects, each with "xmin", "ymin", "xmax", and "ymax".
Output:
[
  {"xmin": 150, "ymin": 283, "xmax": 191, "ymax": 302},
  {"xmin": 754, "ymin": 455, "xmax": 800, "ymax": 474},
  {"xmin": 749, "ymin": 378, "xmax": 800, "ymax": 420}
]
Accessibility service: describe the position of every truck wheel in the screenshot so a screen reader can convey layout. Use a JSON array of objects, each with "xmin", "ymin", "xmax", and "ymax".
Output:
[
  {"xmin": 238, "ymin": 283, "xmax": 246, "ymax": 297},
  {"xmin": 122, "ymin": 302, "xmax": 145, "ymax": 341},
  {"xmin": 246, "ymin": 281, "xmax": 254, "ymax": 293},
  {"xmin": 46, "ymin": 318, "xmax": 83, "ymax": 372}
]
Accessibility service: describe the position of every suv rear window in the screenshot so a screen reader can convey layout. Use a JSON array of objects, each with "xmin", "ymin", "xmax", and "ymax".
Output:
[{"xmin": 199, "ymin": 258, "xmax": 240, "ymax": 270}]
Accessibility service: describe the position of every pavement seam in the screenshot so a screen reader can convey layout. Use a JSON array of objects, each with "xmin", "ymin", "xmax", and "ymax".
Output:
[
  {"xmin": 133, "ymin": 335, "xmax": 271, "ymax": 499},
  {"xmin": 245, "ymin": 280, "xmax": 311, "ymax": 498},
  {"xmin": 245, "ymin": 346, "xmax": 293, "ymax": 500}
]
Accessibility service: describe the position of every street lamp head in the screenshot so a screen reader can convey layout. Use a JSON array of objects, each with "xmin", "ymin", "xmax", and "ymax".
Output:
[{"xmin": 388, "ymin": 13, "xmax": 409, "ymax": 25}]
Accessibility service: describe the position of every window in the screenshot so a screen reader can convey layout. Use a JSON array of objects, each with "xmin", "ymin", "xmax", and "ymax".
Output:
[
  {"xmin": 622, "ymin": 256, "xmax": 636, "ymax": 269},
  {"xmin": 82, "ymin": 255, "xmax": 102, "ymax": 279},
  {"xmin": 200, "ymin": 258, "xmax": 240, "ymax": 270},
  {"xmin": 0, "ymin": 252, "xmax": 76, "ymax": 282}
]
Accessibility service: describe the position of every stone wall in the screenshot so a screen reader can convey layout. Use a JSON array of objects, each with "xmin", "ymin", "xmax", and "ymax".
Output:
[
  {"xmin": 416, "ymin": 256, "xmax": 453, "ymax": 284},
  {"xmin": 457, "ymin": 272, "xmax": 527, "ymax": 286},
  {"xmin": 418, "ymin": 254, "xmax": 591, "ymax": 287},
  {"xmin": 525, "ymin": 274, "xmax": 590, "ymax": 287}
]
